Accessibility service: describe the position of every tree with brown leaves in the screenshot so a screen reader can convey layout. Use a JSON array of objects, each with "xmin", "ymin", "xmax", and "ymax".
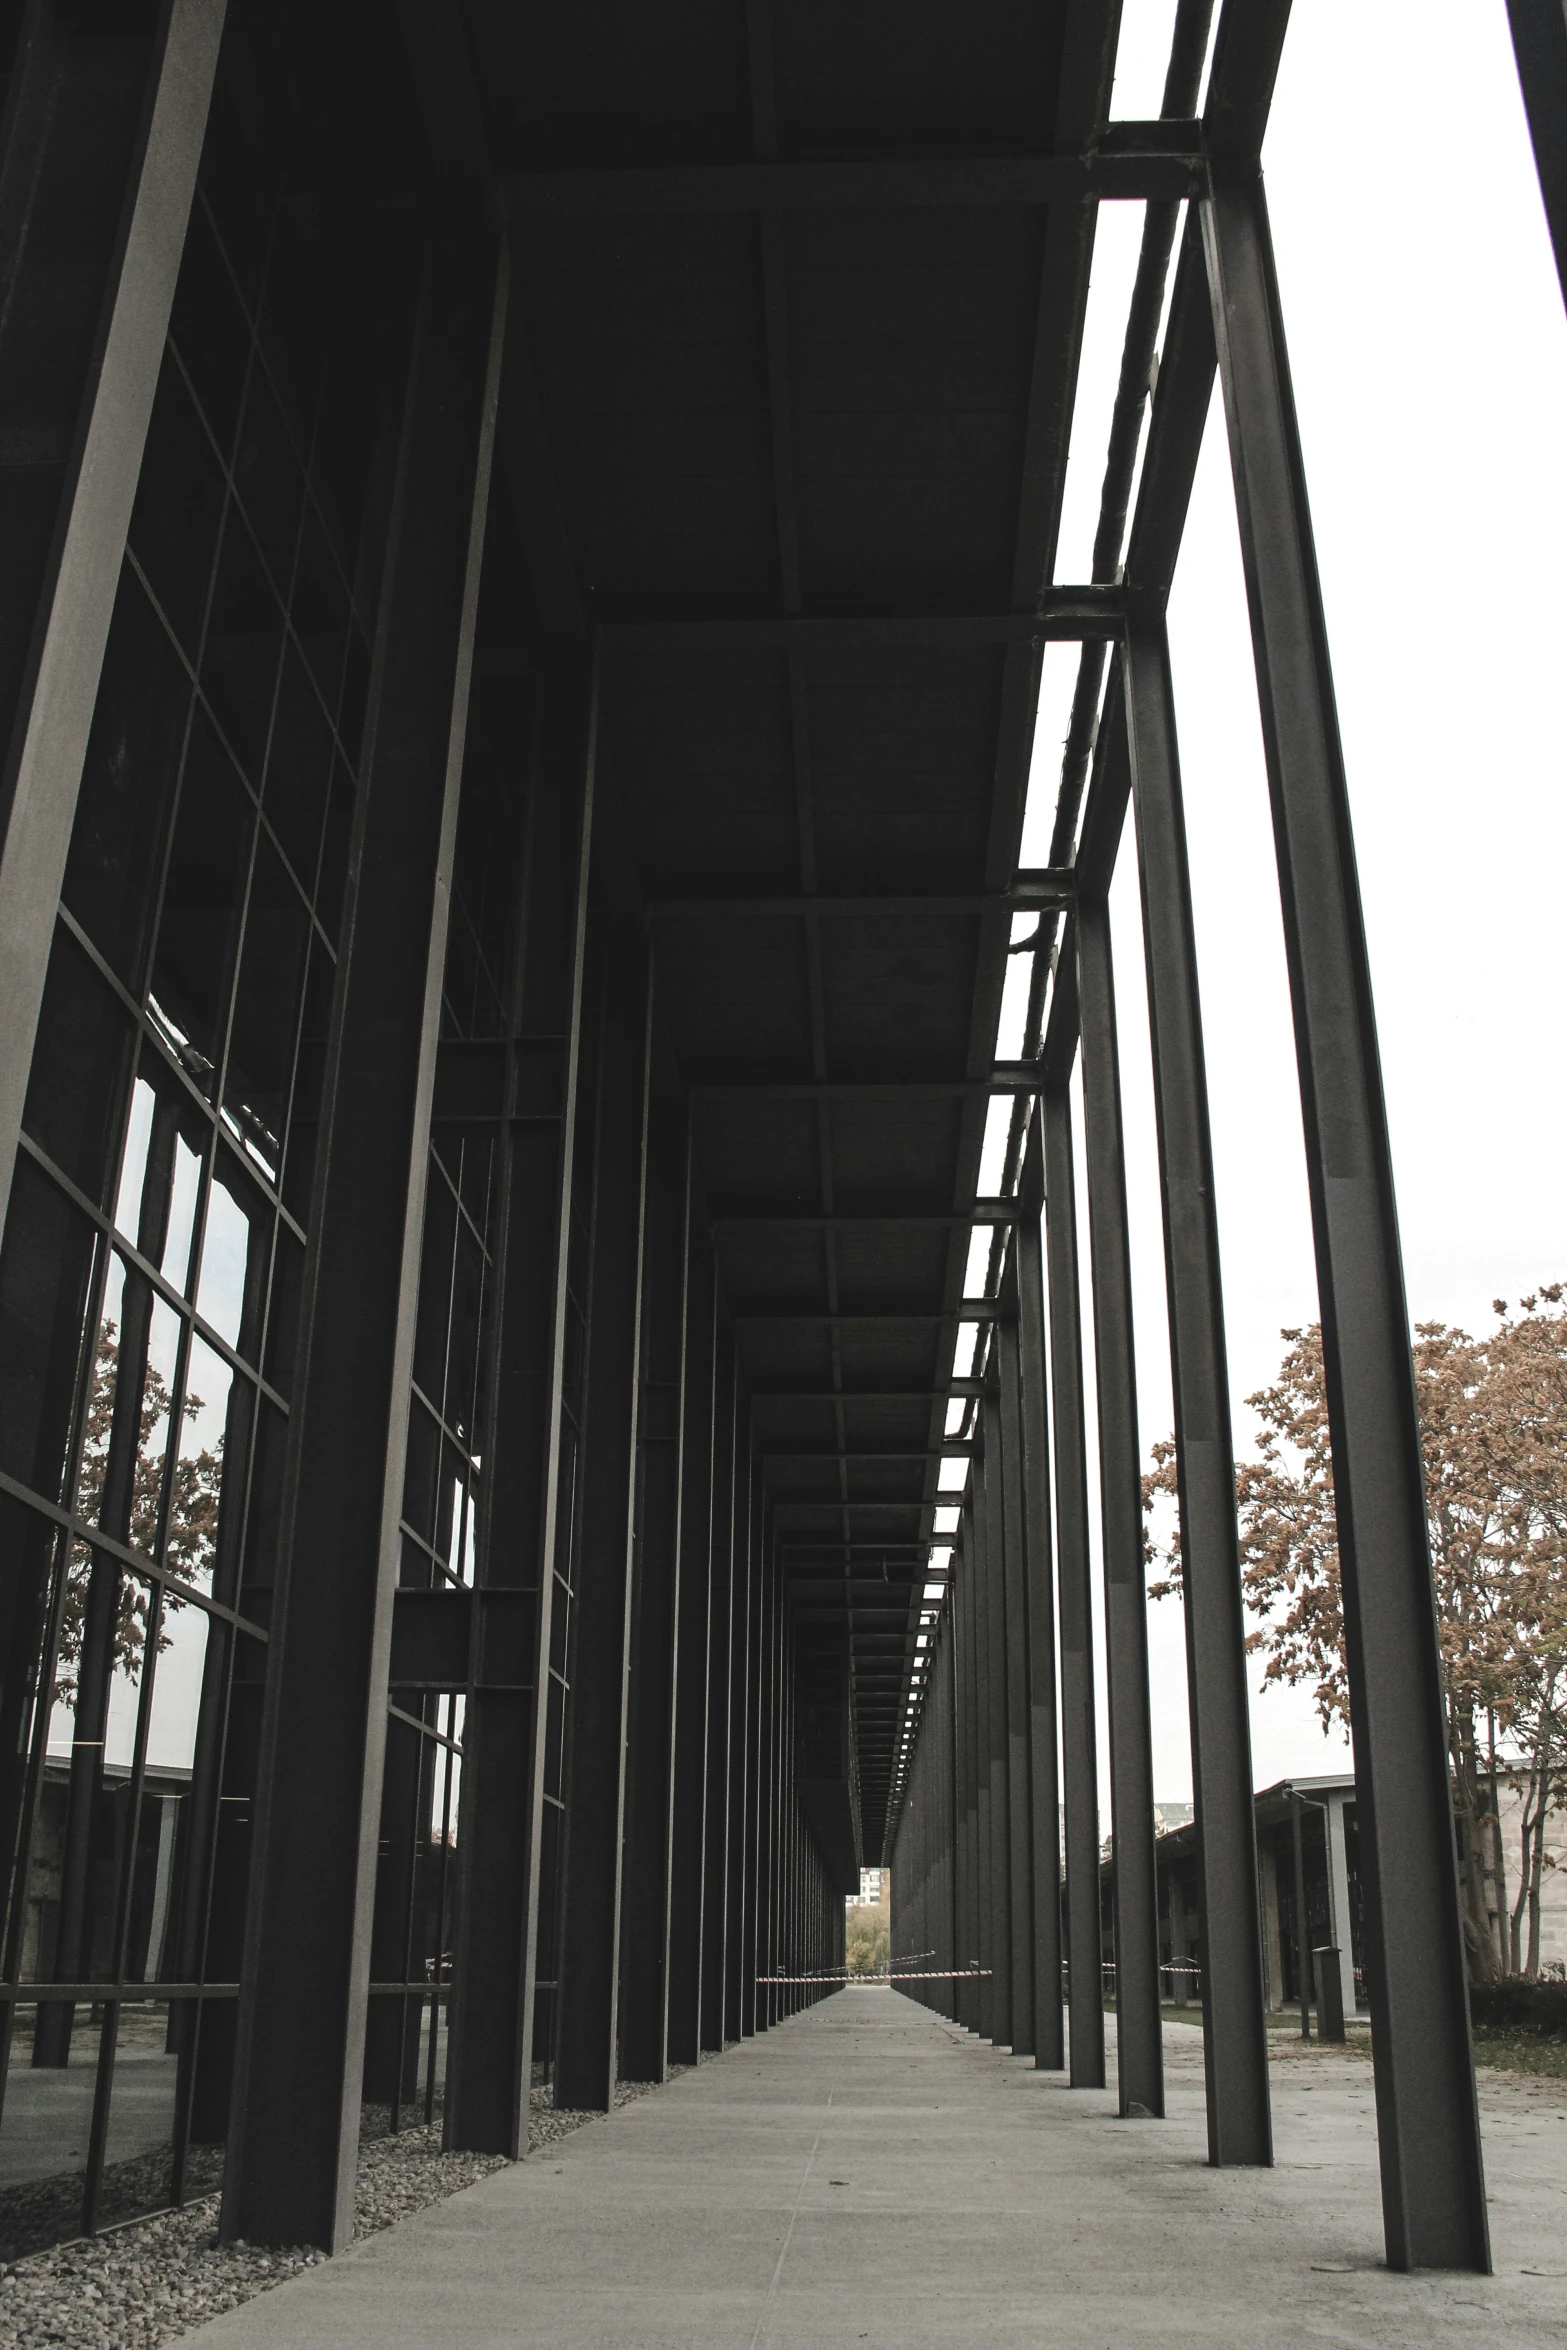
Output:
[{"xmin": 1145, "ymin": 1288, "xmax": 1567, "ymax": 1982}]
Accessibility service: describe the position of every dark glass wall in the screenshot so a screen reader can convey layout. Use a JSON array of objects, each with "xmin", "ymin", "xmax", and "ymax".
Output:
[{"xmin": 0, "ymin": 9, "xmax": 408, "ymax": 2258}]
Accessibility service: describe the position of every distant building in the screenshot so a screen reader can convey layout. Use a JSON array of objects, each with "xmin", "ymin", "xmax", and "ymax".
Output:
[{"xmin": 852, "ymin": 1868, "xmax": 885, "ymax": 1908}]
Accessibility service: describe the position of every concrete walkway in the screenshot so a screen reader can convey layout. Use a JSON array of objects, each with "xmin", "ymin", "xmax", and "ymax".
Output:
[{"xmin": 183, "ymin": 1991, "xmax": 1567, "ymax": 2349}]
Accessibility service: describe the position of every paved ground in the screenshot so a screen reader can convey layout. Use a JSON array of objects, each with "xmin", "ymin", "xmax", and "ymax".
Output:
[{"xmin": 180, "ymin": 1990, "xmax": 1567, "ymax": 2349}]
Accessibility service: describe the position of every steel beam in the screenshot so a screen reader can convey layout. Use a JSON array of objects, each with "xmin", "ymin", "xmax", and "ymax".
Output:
[
  {"xmin": 0, "ymin": 0, "xmax": 225, "ymax": 1249},
  {"xmin": 552, "ymin": 916, "xmax": 653, "ymax": 2111},
  {"xmin": 503, "ymin": 133, "xmax": 1204, "ymax": 220},
  {"xmin": 598, "ymin": 597, "xmax": 1121, "ymax": 654},
  {"xmin": 651, "ymin": 877, "xmax": 1073, "ymax": 920},
  {"xmin": 223, "ymin": 241, "xmax": 506, "ymax": 2250},
  {"xmin": 1204, "ymin": 168, "xmax": 1488, "ymax": 2271}
]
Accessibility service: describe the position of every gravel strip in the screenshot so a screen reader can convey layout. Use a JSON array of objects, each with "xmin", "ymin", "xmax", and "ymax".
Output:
[{"xmin": 0, "ymin": 2067, "xmax": 696, "ymax": 2348}]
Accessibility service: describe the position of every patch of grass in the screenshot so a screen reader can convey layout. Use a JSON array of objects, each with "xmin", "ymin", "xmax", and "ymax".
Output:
[{"xmin": 1471, "ymin": 2027, "xmax": 1567, "ymax": 2078}]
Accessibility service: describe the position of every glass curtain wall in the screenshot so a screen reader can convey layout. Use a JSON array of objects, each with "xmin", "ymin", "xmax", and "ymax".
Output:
[{"xmin": 0, "ymin": 21, "xmax": 406, "ymax": 2259}]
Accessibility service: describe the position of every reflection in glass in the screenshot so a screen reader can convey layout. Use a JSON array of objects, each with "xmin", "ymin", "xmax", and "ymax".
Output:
[
  {"xmin": 114, "ymin": 1081, "xmax": 156, "ymax": 1243},
  {"xmin": 194, "ymin": 1157, "xmax": 259, "ymax": 1358},
  {"xmin": 168, "ymin": 1339, "xmax": 227, "ymax": 1594},
  {"xmin": 161, "ymin": 1134, "xmax": 202, "ymax": 1293},
  {"xmin": 95, "ymin": 2000, "xmax": 180, "ymax": 2232},
  {"xmin": 0, "ymin": 2010, "xmax": 99, "ymax": 2257}
]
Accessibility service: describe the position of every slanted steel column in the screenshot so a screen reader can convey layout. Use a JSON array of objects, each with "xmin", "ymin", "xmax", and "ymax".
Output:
[
  {"xmin": 700, "ymin": 1320, "xmax": 736, "ymax": 2050},
  {"xmin": 1076, "ymin": 896, "xmax": 1163, "ymax": 2120},
  {"xmin": 965, "ymin": 1492, "xmax": 993, "ymax": 2038},
  {"xmin": 740, "ymin": 1468, "xmax": 765, "ymax": 2036},
  {"xmin": 223, "ymin": 241, "xmax": 506, "ymax": 2251},
  {"xmin": 665, "ymin": 1170, "xmax": 714, "ymax": 2066},
  {"xmin": 1508, "ymin": 0, "xmax": 1567, "ymax": 312},
  {"xmin": 0, "ymin": 0, "xmax": 225, "ymax": 1247},
  {"xmin": 980, "ymin": 1394, "xmax": 1013, "ymax": 2046},
  {"xmin": 618, "ymin": 1079, "xmax": 687, "ymax": 2082},
  {"xmin": 951, "ymin": 1526, "xmax": 978, "ymax": 2029},
  {"xmin": 1122, "ymin": 631, "xmax": 1271, "ymax": 2166},
  {"xmin": 997, "ymin": 1311, "xmax": 1036, "ymax": 2057},
  {"xmin": 552, "ymin": 911, "xmax": 653, "ymax": 2111},
  {"xmin": 444, "ymin": 661, "xmax": 595, "ymax": 2155},
  {"xmin": 1016, "ymin": 1120, "xmax": 1064, "ymax": 2068},
  {"xmin": 723, "ymin": 1435, "xmax": 752, "ymax": 2042},
  {"xmin": 1203, "ymin": 170, "xmax": 1488, "ymax": 2270},
  {"xmin": 1041, "ymin": 1074, "xmax": 1106, "ymax": 2089}
]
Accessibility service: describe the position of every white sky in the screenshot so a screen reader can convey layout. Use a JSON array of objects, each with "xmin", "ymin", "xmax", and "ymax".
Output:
[{"xmin": 1012, "ymin": 0, "xmax": 1567, "ymax": 1801}]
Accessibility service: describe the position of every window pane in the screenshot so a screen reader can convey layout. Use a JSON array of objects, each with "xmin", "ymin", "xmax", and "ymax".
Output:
[
  {"xmin": 63, "ymin": 571, "xmax": 190, "ymax": 994},
  {"xmin": 0, "ymin": 1163, "xmax": 97, "ymax": 1505},
  {"xmin": 195, "ymin": 1151, "xmax": 265, "ymax": 1359},
  {"xmin": 23, "ymin": 922, "xmax": 135, "ymax": 1206},
  {"xmin": 168, "ymin": 1336, "xmax": 228, "ymax": 1595},
  {"xmin": 224, "ymin": 833, "xmax": 309, "ymax": 1182},
  {"xmin": 150, "ymin": 711, "xmax": 254, "ymax": 1086}
]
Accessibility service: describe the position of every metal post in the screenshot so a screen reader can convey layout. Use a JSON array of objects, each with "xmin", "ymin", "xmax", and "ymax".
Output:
[
  {"xmin": 1323, "ymin": 1793, "xmax": 1358, "ymax": 2022},
  {"xmin": 444, "ymin": 659, "xmax": 595, "ymax": 2156},
  {"xmin": 1121, "ymin": 630, "xmax": 1271, "ymax": 2166},
  {"xmin": 552, "ymin": 909, "xmax": 653, "ymax": 2111},
  {"xmin": 223, "ymin": 241, "xmax": 506, "ymax": 2251},
  {"xmin": 665, "ymin": 1172, "xmax": 714, "ymax": 2066},
  {"xmin": 1290, "ymin": 1795, "xmax": 1312, "ymax": 2042},
  {"xmin": 617, "ymin": 1080, "xmax": 686, "ymax": 2082},
  {"xmin": 723, "ymin": 1439, "xmax": 752, "ymax": 2043},
  {"xmin": 0, "ymin": 0, "xmax": 226, "ymax": 1249},
  {"xmin": 1076, "ymin": 897, "xmax": 1163, "ymax": 2121},
  {"xmin": 981, "ymin": 1390, "xmax": 1013, "ymax": 2047},
  {"xmin": 1016, "ymin": 1120, "xmax": 1064, "ymax": 2068},
  {"xmin": 1204, "ymin": 170, "xmax": 1488, "ymax": 2272},
  {"xmin": 700, "ymin": 1320, "xmax": 736, "ymax": 2050},
  {"xmin": 966, "ymin": 1493, "xmax": 993, "ymax": 2038},
  {"xmin": 1042, "ymin": 1077, "xmax": 1105, "ymax": 2089},
  {"xmin": 996, "ymin": 1323, "xmax": 1035, "ymax": 2056},
  {"xmin": 953, "ymin": 1527, "xmax": 979, "ymax": 2030},
  {"xmin": 1507, "ymin": 0, "xmax": 1567, "ymax": 313}
]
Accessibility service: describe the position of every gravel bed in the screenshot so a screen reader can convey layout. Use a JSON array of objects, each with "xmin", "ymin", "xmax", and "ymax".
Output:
[{"xmin": 0, "ymin": 2067, "xmax": 696, "ymax": 2348}]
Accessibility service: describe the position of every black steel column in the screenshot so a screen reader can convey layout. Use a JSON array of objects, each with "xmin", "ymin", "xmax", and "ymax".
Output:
[
  {"xmin": 444, "ymin": 661, "xmax": 595, "ymax": 2155},
  {"xmin": 1123, "ymin": 631, "xmax": 1271, "ymax": 2166},
  {"xmin": 997, "ymin": 1312, "xmax": 1036, "ymax": 2058},
  {"xmin": 740, "ymin": 1468, "xmax": 764, "ymax": 2036},
  {"xmin": 224, "ymin": 243, "xmax": 506, "ymax": 2250},
  {"xmin": 553, "ymin": 910, "xmax": 653, "ymax": 2111},
  {"xmin": 1042, "ymin": 1075, "xmax": 1105, "ymax": 2089},
  {"xmin": 1508, "ymin": 0, "xmax": 1567, "ymax": 312},
  {"xmin": 0, "ymin": 0, "xmax": 225, "ymax": 1243},
  {"xmin": 1204, "ymin": 170, "xmax": 1487, "ymax": 2270},
  {"xmin": 1076, "ymin": 897, "xmax": 1163, "ymax": 2120},
  {"xmin": 723, "ymin": 1434, "xmax": 751, "ymax": 2043},
  {"xmin": 951, "ymin": 1528, "xmax": 977, "ymax": 2028},
  {"xmin": 700, "ymin": 1321, "xmax": 736, "ymax": 2050},
  {"xmin": 618, "ymin": 1078, "xmax": 686, "ymax": 2082},
  {"xmin": 964, "ymin": 1507, "xmax": 986, "ymax": 2034},
  {"xmin": 666, "ymin": 1168, "xmax": 714, "ymax": 2066},
  {"xmin": 1016, "ymin": 1120, "xmax": 1064, "ymax": 2068}
]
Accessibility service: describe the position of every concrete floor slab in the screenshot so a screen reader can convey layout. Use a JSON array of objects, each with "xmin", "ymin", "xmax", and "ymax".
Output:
[{"xmin": 180, "ymin": 1990, "xmax": 1567, "ymax": 2349}]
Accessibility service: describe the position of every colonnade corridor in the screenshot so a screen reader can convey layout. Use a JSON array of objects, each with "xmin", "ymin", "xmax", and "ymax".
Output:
[{"xmin": 178, "ymin": 1992, "xmax": 1562, "ymax": 2350}]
